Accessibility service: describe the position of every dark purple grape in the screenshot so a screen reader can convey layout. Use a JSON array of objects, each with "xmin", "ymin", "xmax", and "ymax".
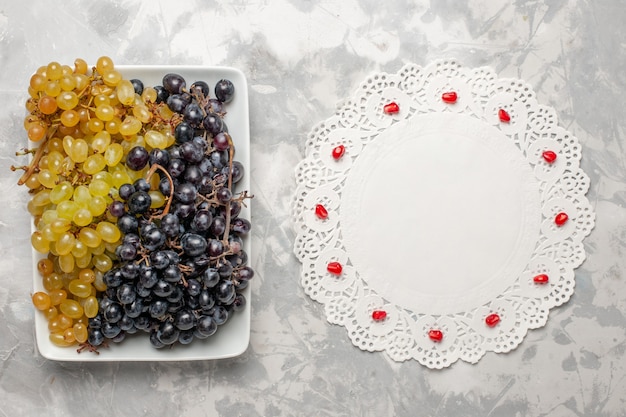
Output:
[
  {"xmin": 209, "ymin": 150, "xmax": 228, "ymax": 169},
  {"xmin": 102, "ymin": 321, "xmax": 121, "ymax": 339},
  {"xmin": 162, "ymin": 264, "xmax": 182, "ymax": 283},
  {"xmin": 197, "ymin": 176, "xmax": 213, "ymax": 194},
  {"xmin": 108, "ymin": 200, "xmax": 126, "ymax": 217},
  {"xmin": 123, "ymin": 233, "xmax": 141, "ymax": 248},
  {"xmin": 103, "ymin": 302, "xmax": 123, "ymax": 323},
  {"xmin": 186, "ymin": 278, "xmax": 202, "ymax": 296},
  {"xmin": 127, "ymin": 191, "xmax": 152, "ymax": 215},
  {"xmin": 198, "ymin": 289, "xmax": 215, "ymax": 311},
  {"xmin": 135, "ymin": 281, "xmax": 151, "ymax": 298},
  {"xmin": 88, "ymin": 328, "xmax": 105, "ymax": 346},
  {"xmin": 174, "ymin": 309, "xmax": 195, "ymax": 331},
  {"xmin": 166, "ymin": 286, "xmax": 184, "ymax": 303},
  {"xmin": 211, "ymin": 306, "xmax": 229, "ymax": 325},
  {"xmin": 124, "ymin": 299, "xmax": 144, "ymax": 318},
  {"xmin": 126, "ymin": 146, "xmax": 150, "ymax": 171},
  {"xmin": 152, "ymin": 280, "xmax": 174, "ymax": 298},
  {"xmin": 204, "ymin": 98, "xmax": 223, "ymax": 114},
  {"xmin": 231, "ymin": 161, "xmax": 244, "ymax": 183},
  {"xmin": 231, "ymin": 218, "xmax": 251, "ymax": 234},
  {"xmin": 103, "ymin": 270, "xmax": 123, "ymax": 288},
  {"xmin": 141, "ymin": 226, "xmax": 166, "ymax": 251},
  {"xmin": 118, "ymin": 315, "xmax": 134, "ymax": 331},
  {"xmin": 149, "ymin": 299, "xmax": 169, "ymax": 319},
  {"xmin": 116, "ymin": 283, "xmax": 136, "ymax": 305},
  {"xmin": 227, "ymin": 235, "xmax": 243, "ymax": 255},
  {"xmin": 115, "ymin": 243, "xmax": 137, "ymax": 261},
  {"xmin": 218, "ymin": 262, "xmax": 233, "ymax": 278},
  {"xmin": 160, "ymin": 213, "xmax": 180, "ymax": 238},
  {"xmin": 121, "ymin": 263, "xmax": 139, "ymax": 279},
  {"xmin": 174, "ymin": 182, "xmax": 197, "ymax": 204},
  {"xmin": 159, "ymin": 176, "xmax": 173, "ymax": 197},
  {"xmin": 184, "ymin": 165, "xmax": 202, "ymax": 185},
  {"xmin": 139, "ymin": 266, "xmax": 158, "ymax": 288},
  {"xmin": 150, "ymin": 250, "xmax": 170, "ymax": 269},
  {"xmin": 208, "ymin": 239, "xmax": 224, "ymax": 257},
  {"xmin": 174, "ymin": 121, "xmax": 194, "ymax": 143},
  {"xmin": 229, "ymin": 201, "xmax": 242, "ymax": 218},
  {"xmin": 154, "ymin": 85, "xmax": 169, "ymax": 104},
  {"xmin": 216, "ymin": 187, "xmax": 232, "ymax": 203},
  {"xmin": 202, "ymin": 112, "xmax": 224, "ymax": 136},
  {"xmin": 134, "ymin": 315, "xmax": 151, "ymax": 331},
  {"xmin": 212, "ymin": 132, "xmax": 230, "ymax": 151},
  {"xmin": 157, "ymin": 321, "xmax": 180, "ymax": 345},
  {"xmin": 191, "ymin": 210, "xmax": 213, "ymax": 233},
  {"xmin": 181, "ymin": 233, "xmax": 207, "ymax": 257},
  {"xmin": 181, "ymin": 141, "xmax": 204, "ymax": 164},
  {"xmin": 210, "ymin": 216, "xmax": 226, "ymax": 236},
  {"xmin": 216, "ymin": 280, "xmax": 235, "ymax": 304},
  {"xmin": 178, "ymin": 330, "xmax": 195, "ymax": 345},
  {"xmin": 133, "ymin": 178, "xmax": 150, "ymax": 193},
  {"xmin": 149, "ymin": 148, "xmax": 170, "ymax": 167},
  {"xmin": 203, "ymin": 267, "xmax": 220, "ymax": 288},
  {"xmin": 118, "ymin": 183, "xmax": 135, "ymax": 201},
  {"xmin": 167, "ymin": 94, "xmax": 188, "ymax": 113},
  {"xmin": 237, "ymin": 266, "xmax": 255, "ymax": 281},
  {"xmin": 162, "ymin": 73, "xmax": 186, "ymax": 94},
  {"xmin": 195, "ymin": 315, "xmax": 217, "ymax": 337},
  {"xmin": 167, "ymin": 158, "xmax": 186, "ymax": 178},
  {"xmin": 190, "ymin": 80, "xmax": 210, "ymax": 97},
  {"xmin": 183, "ymin": 102, "xmax": 204, "ymax": 126},
  {"xmin": 232, "ymin": 294, "xmax": 246, "ymax": 312},
  {"xmin": 215, "ymin": 79, "xmax": 235, "ymax": 103},
  {"xmin": 130, "ymin": 79, "xmax": 144, "ymax": 95},
  {"xmin": 173, "ymin": 203, "xmax": 196, "ymax": 219}
]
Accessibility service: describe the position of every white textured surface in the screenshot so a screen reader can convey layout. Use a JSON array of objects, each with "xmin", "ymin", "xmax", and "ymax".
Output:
[{"xmin": 0, "ymin": 0, "xmax": 624, "ymax": 415}]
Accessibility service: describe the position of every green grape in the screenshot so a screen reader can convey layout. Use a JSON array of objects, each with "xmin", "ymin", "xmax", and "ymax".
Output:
[
  {"xmin": 37, "ymin": 169, "xmax": 58, "ymax": 189},
  {"xmin": 30, "ymin": 230, "xmax": 50, "ymax": 253},
  {"xmin": 116, "ymin": 79, "xmax": 135, "ymax": 105},
  {"xmin": 91, "ymin": 130, "xmax": 112, "ymax": 153},
  {"xmin": 78, "ymin": 227, "xmax": 101, "ymax": 248},
  {"xmin": 41, "ymin": 209, "xmax": 59, "ymax": 225},
  {"xmin": 145, "ymin": 130, "xmax": 168, "ymax": 149},
  {"xmin": 104, "ymin": 143, "xmax": 124, "ymax": 167},
  {"xmin": 43, "ymin": 272, "xmax": 64, "ymax": 291},
  {"xmin": 95, "ymin": 104, "xmax": 115, "ymax": 122},
  {"xmin": 70, "ymin": 138, "xmax": 88, "ymax": 163},
  {"xmin": 75, "ymin": 253, "xmax": 92, "ymax": 269},
  {"xmin": 58, "ymin": 253, "xmax": 75, "ymax": 273},
  {"xmin": 149, "ymin": 190, "xmax": 166, "ymax": 208},
  {"xmin": 56, "ymin": 231, "xmax": 76, "ymax": 256},
  {"xmin": 88, "ymin": 196, "xmax": 107, "ymax": 216},
  {"xmin": 73, "ymin": 208, "xmax": 93, "ymax": 227},
  {"xmin": 27, "ymin": 200, "xmax": 45, "ymax": 216},
  {"xmin": 82, "ymin": 296, "xmax": 99, "ymax": 318},
  {"xmin": 68, "ymin": 279, "xmax": 91, "ymax": 298},
  {"xmin": 88, "ymin": 178, "xmax": 110, "ymax": 197},
  {"xmin": 57, "ymin": 91, "xmax": 79, "ymax": 110},
  {"xmin": 49, "ymin": 218, "xmax": 71, "ymax": 234},
  {"xmin": 71, "ymin": 240, "xmax": 89, "ymax": 258},
  {"xmin": 90, "ymin": 243, "xmax": 106, "ymax": 255},
  {"xmin": 62, "ymin": 135, "xmax": 73, "ymax": 156},
  {"xmin": 73, "ymin": 322, "xmax": 88, "ymax": 343},
  {"xmin": 92, "ymin": 253, "xmax": 113, "ymax": 272},
  {"xmin": 119, "ymin": 115, "xmax": 142, "ymax": 136},
  {"xmin": 73, "ymin": 185, "xmax": 91, "ymax": 206},
  {"xmin": 32, "ymin": 189, "xmax": 51, "ymax": 206},
  {"xmin": 59, "ymin": 299, "xmax": 83, "ymax": 319},
  {"xmin": 56, "ymin": 200, "xmax": 79, "ymax": 220},
  {"xmin": 132, "ymin": 104, "xmax": 151, "ymax": 123},
  {"xmin": 83, "ymin": 154, "xmax": 106, "ymax": 175},
  {"xmin": 47, "ymin": 151, "xmax": 65, "ymax": 175},
  {"xmin": 49, "ymin": 181, "xmax": 74, "ymax": 204},
  {"xmin": 41, "ymin": 223, "xmax": 59, "ymax": 242},
  {"xmin": 96, "ymin": 221, "xmax": 121, "ymax": 243},
  {"xmin": 49, "ymin": 332, "xmax": 74, "ymax": 347}
]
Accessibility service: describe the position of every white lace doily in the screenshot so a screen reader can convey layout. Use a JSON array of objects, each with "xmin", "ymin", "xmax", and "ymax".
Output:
[{"xmin": 291, "ymin": 60, "xmax": 595, "ymax": 369}]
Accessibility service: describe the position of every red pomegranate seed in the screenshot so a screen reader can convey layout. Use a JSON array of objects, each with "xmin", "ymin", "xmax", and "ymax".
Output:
[
  {"xmin": 533, "ymin": 274, "xmax": 549, "ymax": 284},
  {"xmin": 554, "ymin": 212, "xmax": 569, "ymax": 226},
  {"xmin": 327, "ymin": 261, "xmax": 343, "ymax": 275},
  {"xmin": 428, "ymin": 329, "xmax": 443, "ymax": 342},
  {"xmin": 485, "ymin": 313, "xmax": 501, "ymax": 327},
  {"xmin": 383, "ymin": 102, "xmax": 400, "ymax": 114},
  {"xmin": 314, "ymin": 204, "xmax": 328, "ymax": 220},
  {"xmin": 372, "ymin": 310, "xmax": 387, "ymax": 321},
  {"xmin": 332, "ymin": 145, "xmax": 345, "ymax": 160},
  {"xmin": 542, "ymin": 150, "xmax": 557, "ymax": 164},
  {"xmin": 498, "ymin": 109, "xmax": 511, "ymax": 123},
  {"xmin": 441, "ymin": 92, "xmax": 458, "ymax": 103}
]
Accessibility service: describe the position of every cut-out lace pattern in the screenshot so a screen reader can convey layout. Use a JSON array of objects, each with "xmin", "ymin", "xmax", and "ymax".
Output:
[{"xmin": 292, "ymin": 60, "xmax": 595, "ymax": 369}]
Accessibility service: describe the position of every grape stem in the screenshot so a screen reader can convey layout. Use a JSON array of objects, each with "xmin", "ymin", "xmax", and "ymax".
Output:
[
  {"xmin": 16, "ymin": 124, "xmax": 57, "ymax": 186},
  {"xmin": 144, "ymin": 163, "xmax": 174, "ymax": 218}
]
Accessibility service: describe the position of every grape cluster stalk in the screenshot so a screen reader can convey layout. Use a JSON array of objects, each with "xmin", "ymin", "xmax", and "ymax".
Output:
[{"xmin": 15, "ymin": 57, "xmax": 254, "ymax": 351}]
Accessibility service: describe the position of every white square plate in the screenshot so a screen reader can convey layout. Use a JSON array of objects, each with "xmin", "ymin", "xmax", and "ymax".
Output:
[{"xmin": 33, "ymin": 65, "xmax": 251, "ymax": 361}]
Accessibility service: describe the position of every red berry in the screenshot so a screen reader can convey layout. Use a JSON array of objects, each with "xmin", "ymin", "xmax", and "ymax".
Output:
[
  {"xmin": 372, "ymin": 310, "xmax": 387, "ymax": 321},
  {"xmin": 498, "ymin": 108, "xmax": 511, "ymax": 122},
  {"xmin": 332, "ymin": 145, "xmax": 345, "ymax": 160},
  {"xmin": 441, "ymin": 92, "xmax": 457, "ymax": 103},
  {"xmin": 383, "ymin": 102, "xmax": 399, "ymax": 114},
  {"xmin": 533, "ymin": 274, "xmax": 549, "ymax": 284},
  {"xmin": 327, "ymin": 261, "xmax": 343, "ymax": 275},
  {"xmin": 314, "ymin": 204, "xmax": 328, "ymax": 220},
  {"xmin": 542, "ymin": 150, "xmax": 557, "ymax": 164},
  {"xmin": 428, "ymin": 329, "xmax": 443, "ymax": 342},
  {"xmin": 485, "ymin": 313, "xmax": 501, "ymax": 327},
  {"xmin": 554, "ymin": 212, "xmax": 568, "ymax": 226}
]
